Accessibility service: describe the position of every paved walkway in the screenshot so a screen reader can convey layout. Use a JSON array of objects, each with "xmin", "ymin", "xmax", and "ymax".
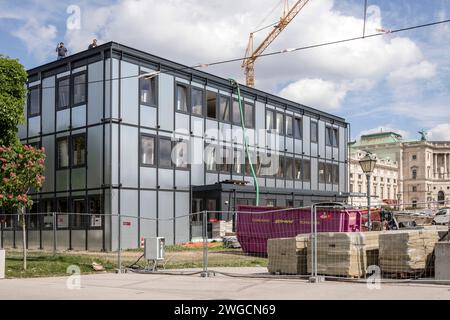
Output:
[{"xmin": 1, "ymin": 268, "xmax": 450, "ymax": 300}]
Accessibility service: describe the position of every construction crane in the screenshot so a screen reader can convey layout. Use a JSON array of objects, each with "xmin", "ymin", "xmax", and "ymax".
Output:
[{"xmin": 242, "ymin": 0, "xmax": 310, "ymax": 87}]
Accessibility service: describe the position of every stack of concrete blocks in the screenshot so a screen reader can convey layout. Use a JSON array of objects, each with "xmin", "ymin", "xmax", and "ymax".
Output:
[
  {"xmin": 435, "ymin": 241, "xmax": 450, "ymax": 281},
  {"xmin": 267, "ymin": 235, "xmax": 309, "ymax": 275},
  {"xmin": 307, "ymin": 232, "xmax": 380, "ymax": 278},
  {"xmin": 379, "ymin": 230, "xmax": 440, "ymax": 277},
  {"xmin": 212, "ymin": 221, "xmax": 234, "ymax": 239}
]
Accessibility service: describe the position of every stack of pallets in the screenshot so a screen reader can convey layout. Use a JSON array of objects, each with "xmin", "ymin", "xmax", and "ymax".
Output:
[
  {"xmin": 267, "ymin": 235, "xmax": 309, "ymax": 275},
  {"xmin": 379, "ymin": 230, "xmax": 440, "ymax": 278}
]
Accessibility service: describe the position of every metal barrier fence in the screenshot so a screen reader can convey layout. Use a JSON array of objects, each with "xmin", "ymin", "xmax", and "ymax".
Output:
[{"xmin": 1, "ymin": 201, "xmax": 449, "ymax": 282}]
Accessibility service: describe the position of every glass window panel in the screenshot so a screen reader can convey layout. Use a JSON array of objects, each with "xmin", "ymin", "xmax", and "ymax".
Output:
[
  {"xmin": 88, "ymin": 195, "xmax": 103, "ymax": 228},
  {"xmin": 244, "ymin": 151, "xmax": 257, "ymax": 176},
  {"xmin": 326, "ymin": 163, "xmax": 333, "ymax": 184},
  {"xmin": 311, "ymin": 121, "xmax": 318, "ymax": 143},
  {"xmin": 58, "ymin": 78, "xmax": 70, "ymax": 109},
  {"xmin": 244, "ymin": 103, "xmax": 254, "ymax": 128},
  {"xmin": 176, "ymin": 84, "xmax": 188, "ymax": 112},
  {"xmin": 232, "ymin": 99, "xmax": 242, "ymax": 125},
  {"xmin": 206, "ymin": 91, "xmax": 217, "ymax": 119},
  {"xmin": 174, "ymin": 140, "xmax": 189, "ymax": 168},
  {"xmin": 57, "ymin": 138, "xmax": 69, "ymax": 169},
  {"xmin": 73, "ymin": 73, "xmax": 86, "ymax": 105},
  {"xmin": 72, "ymin": 135, "xmax": 86, "ymax": 167},
  {"xmin": 333, "ymin": 128, "xmax": 339, "ymax": 147},
  {"xmin": 319, "ymin": 162, "xmax": 326, "ymax": 183},
  {"xmin": 286, "ymin": 116, "xmax": 293, "ymax": 137},
  {"xmin": 295, "ymin": 159, "xmax": 302, "ymax": 180},
  {"xmin": 205, "ymin": 144, "xmax": 216, "ymax": 171},
  {"xmin": 140, "ymin": 75, "xmax": 157, "ymax": 106},
  {"xmin": 141, "ymin": 135, "xmax": 155, "ymax": 166},
  {"xmin": 266, "ymin": 110, "xmax": 274, "ymax": 130},
  {"xmin": 29, "ymin": 87, "xmax": 40, "ymax": 116},
  {"xmin": 159, "ymin": 138, "xmax": 173, "ymax": 168},
  {"xmin": 276, "ymin": 113, "xmax": 284, "ymax": 135},
  {"xmin": 219, "ymin": 95, "xmax": 230, "ymax": 122},
  {"xmin": 333, "ymin": 164, "xmax": 339, "ymax": 184},
  {"xmin": 277, "ymin": 156, "xmax": 285, "ymax": 178},
  {"xmin": 233, "ymin": 149, "xmax": 243, "ymax": 174},
  {"xmin": 191, "ymin": 88, "xmax": 203, "ymax": 116},
  {"xmin": 285, "ymin": 157, "xmax": 294, "ymax": 179},
  {"xmin": 72, "ymin": 198, "xmax": 86, "ymax": 228},
  {"xmin": 217, "ymin": 147, "xmax": 231, "ymax": 173},
  {"xmin": 294, "ymin": 118, "xmax": 302, "ymax": 139},
  {"xmin": 303, "ymin": 160, "xmax": 311, "ymax": 181}
]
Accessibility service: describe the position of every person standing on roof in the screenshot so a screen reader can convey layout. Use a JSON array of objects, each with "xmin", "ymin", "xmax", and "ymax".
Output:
[
  {"xmin": 88, "ymin": 39, "xmax": 98, "ymax": 49},
  {"xmin": 56, "ymin": 42, "xmax": 68, "ymax": 60}
]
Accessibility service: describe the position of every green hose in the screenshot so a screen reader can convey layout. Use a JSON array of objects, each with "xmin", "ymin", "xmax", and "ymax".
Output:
[{"xmin": 229, "ymin": 79, "xmax": 260, "ymax": 206}]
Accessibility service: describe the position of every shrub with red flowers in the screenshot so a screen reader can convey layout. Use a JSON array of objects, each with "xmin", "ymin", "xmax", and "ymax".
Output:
[{"xmin": 0, "ymin": 144, "xmax": 46, "ymax": 210}]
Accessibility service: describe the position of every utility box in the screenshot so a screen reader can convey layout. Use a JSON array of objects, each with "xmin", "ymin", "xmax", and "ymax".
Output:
[
  {"xmin": 144, "ymin": 237, "xmax": 165, "ymax": 261},
  {"xmin": 0, "ymin": 249, "xmax": 5, "ymax": 280},
  {"xmin": 435, "ymin": 241, "xmax": 450, "ymax": 281}
]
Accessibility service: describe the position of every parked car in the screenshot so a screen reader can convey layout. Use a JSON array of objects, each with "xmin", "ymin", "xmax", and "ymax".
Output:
[{"xmin": 432, "ymin": 208, "xmax": 450, "ymax": 225}]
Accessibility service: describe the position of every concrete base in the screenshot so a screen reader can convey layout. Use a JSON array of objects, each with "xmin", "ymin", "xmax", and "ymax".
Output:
[
  {"xmin": 0, "ymin": 250, "xmax": 5, "ymax": 279},
  {"xmin": 309, "ymin": 276, "xmax": 325, "ymax": 283},
  {"xmin": 435, "ymin": 241, "xmax": 450, "ymax": 281}
]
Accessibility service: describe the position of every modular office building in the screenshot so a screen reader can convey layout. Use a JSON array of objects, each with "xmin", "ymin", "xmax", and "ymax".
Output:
[{"xmin": 6, "ymin": 42, "xmax": 349, "ymax": 251}]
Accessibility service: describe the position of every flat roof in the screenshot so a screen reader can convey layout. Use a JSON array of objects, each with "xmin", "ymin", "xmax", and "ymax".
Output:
[{"xmin": 27, "ymin": 41, "xmax": 347, "ymax": 125}]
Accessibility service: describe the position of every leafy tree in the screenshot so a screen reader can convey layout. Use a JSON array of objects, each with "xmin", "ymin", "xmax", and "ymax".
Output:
[
  {"xmin": 0, "ymin": 55, "xmax": 28, "ymax": 146},
  {"xmin": 0, "ymin": 144, "xmax": 46, "ymax": 270}
]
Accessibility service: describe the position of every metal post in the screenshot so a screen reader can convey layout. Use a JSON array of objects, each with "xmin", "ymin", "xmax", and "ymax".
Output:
[
  {"xmin": 52, "ymin": 212, "xmax": 57, "ymax": 256},
  {"xmin": 117, "ymin": 214, "xmax": 122, "ymax": 273},
  {"xmin": 314, "ymin": 205, "xmax": 318, "ymax": 279},
  {"xmin": 201, "ymin": 210, "xmax": 209, "ymax": 277},
  {"xmin": 367, "ymin": 174, "xmax": 372, "ymax": 231}
]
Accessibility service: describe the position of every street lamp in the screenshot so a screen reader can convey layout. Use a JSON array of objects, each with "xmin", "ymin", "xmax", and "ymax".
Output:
[{"xmin": 359, "ymin": 152, "xmax": 377, "ymax": 231}]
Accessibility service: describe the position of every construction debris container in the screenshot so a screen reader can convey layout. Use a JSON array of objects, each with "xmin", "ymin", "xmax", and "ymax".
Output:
[{"xmin": 236, "ymin": 205, "xmax": 363, "ymax": 255}]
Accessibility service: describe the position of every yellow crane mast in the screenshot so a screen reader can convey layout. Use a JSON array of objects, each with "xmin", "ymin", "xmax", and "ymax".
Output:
[{"xmin": 242, "ymin": 0, "xmax": 310, "ymax": 88}]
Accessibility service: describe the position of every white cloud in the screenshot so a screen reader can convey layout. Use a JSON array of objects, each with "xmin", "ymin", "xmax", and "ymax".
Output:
[
  {"xmin": 428, "ymin": 124, "xmax": 450, "ymax": 141},
  {"xmin": 388, "ymin": 61, "xmax": 436, "ymax": 84},
  {"xmin": 279, "ymin": 78, "xmax": 347, "ymax": 111}
]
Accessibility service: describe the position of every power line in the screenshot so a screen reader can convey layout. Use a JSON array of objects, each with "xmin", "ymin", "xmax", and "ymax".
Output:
[{"xmin": 33, "ymin": 18, "xmax": 450, "ymax": 91}]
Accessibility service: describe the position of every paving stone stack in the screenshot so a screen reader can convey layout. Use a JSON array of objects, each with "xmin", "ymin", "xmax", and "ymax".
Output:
[
  {"xmin": 379, "ymin": 230, "xmax": 440, "ymax": 277},
  {"xmin": 307, "ymin": 232, "xmax": 381, "ymax": 278},
  {"xmin": 267, "ymin": 235, "xmax": 309, "ymax": 275}
]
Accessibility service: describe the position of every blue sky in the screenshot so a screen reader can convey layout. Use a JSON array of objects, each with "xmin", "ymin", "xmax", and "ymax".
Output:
[{"xmin": 1, "ymin": 0, "xmax": 449, "ymax": 141}]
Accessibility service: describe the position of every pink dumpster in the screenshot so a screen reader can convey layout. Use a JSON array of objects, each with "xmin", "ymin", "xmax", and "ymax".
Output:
[{"xmin": 236, "ymin": 205, "xmax": 363, "ymax": 255}]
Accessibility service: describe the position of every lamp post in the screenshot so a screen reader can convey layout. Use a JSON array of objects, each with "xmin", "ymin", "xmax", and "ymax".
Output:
[{"xmin": 359, "ymin": 152, "xmax": 377, "ymax": 231}]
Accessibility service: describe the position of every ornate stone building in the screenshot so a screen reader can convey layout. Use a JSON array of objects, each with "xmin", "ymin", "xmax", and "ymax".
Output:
[{"xmin": 350, "ymin": 132, "xmax": 450, "ymax": 209}]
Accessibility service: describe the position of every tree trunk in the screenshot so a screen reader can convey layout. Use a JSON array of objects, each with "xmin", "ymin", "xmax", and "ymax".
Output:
[{"xmin": 21, "ymin": 207, "xmax": 27, "ymax": 271}]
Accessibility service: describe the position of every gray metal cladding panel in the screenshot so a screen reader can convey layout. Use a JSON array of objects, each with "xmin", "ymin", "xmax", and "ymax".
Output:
[
  {"xmin": 88, "ymin": 61, "xmax": 104, "ymax": 126},
  {"xmin": 175, "ymin": 170, "xmax": 190, "ymax": 188},
  {"xmin": 141, "ymin": 106, "xmax": 157, "ymax": 128},
  {"xmin": 71, "ymin": 230, "xmax": 86, "ymax": 250},
  {"xmin": 56, "ymin": 170, "xmax": 70, "ymax": 192},
  {"xmin": 112, "ymin": 124, "xmax": 119, "ymax": 185},
  {"xmin": 339, "ymin": 127, "xmax": 346, "ymax": 162},
  {"xmin": 88, "ymin": 230, "xmax": 103, "ymax": 251},
  {"xmin": 326, "ymin": 146, "xmax": 333, "ymax": 160},
  {"xmin": 255, "ymin": 101, "xmax": 265, "ymax": 132},
  {"xmin": 71, "ymin": 167, "xmax": 86, "ymax": 190},
  {"xmin": 219, "ymin": 123, "xmax": 231, "ymax": 142},
  {"xmin": 319, "ymin": 183, "xmax": 326, "ymax": 191},
  {"xmin": 42, "ymin": 76, "xmax": 56, "ymax": 134},
  {"xmin": 158, "ymin": 191, "xmax": 174, "ymax": 246},
  {"xmin": 112, "ymin": 59, "xmax": 120, "ymax": 119},
  {"xmin": 310, "ymin": 158, "xmax": 318, "ymax": 190},
  {"xmin": 276, "ymin": 179, "xmax": 285, "ymax": 189},
  {"xmin": 140, "ymin": 190, "xmax": 157, "ymax": 239},
  {"xmin": 175, "ymin": 113, "xmax": 190, "ymax": 133},
  {"xmin": 175, "ymin": 192, "xmax": 190, "ymax": 244},
  {"xmin": 206, "ymin": 173, "xmax": 218, "ymax": 185},
  {"xmin": 120, "ymin": 61, "xmax": 139, "ymax": 125},
  {"xmin": 286, "ymin": 137, "xmax": 294, "ymax": 153},
  {"xmin": 311, "ymin": 143, "xmax": 318, "ymax": 157},
  {"xmin": 72, "ymin": 105, "xmax": 86, "ymax": 128},
  {"xmin": 266, "ymin": 178, "xmax": 275, "ymax": 188},
  {"xmin": 333, "ymin": 147, "xmax": 339, "ymax": 161},
  {"xmin": 105, "ymin": 59, "xmax": 111, "ymax": 119},
  {"xmin": 120, "ymin": 189, "xmax": 139, "ymax": 249},
  {"xmin": 286, "ymin": 180, "xmax": 294, "ymax": 189},
  {"xmin": 190, "ymin": 163, "xmax": 204, "ymax": 186},
  {"xmin": 141, "ymin": 167, "xmax": 157, "ymax": 189},
  {"xmin": 303, "ymin": 182, "xmax": 311, "ymax": 190},
  {"xmin": 257, "ymin": 177, "xmax": 265, "ymax": 187},
  {"xmin": 120, "ymin": 125, "xmax": 138, "ymax": 188},
  {"xmin": 42, "ymin": 135, "xmax": 55, "ymax": 192},
  {"xmin": 318, "ymin": 121, "xmax": 326, "ymax": 158},
  {"xmin": 191, "ymin": 117, "xmax": 204, "ymax": 137},
  {"xmin": 158, "ymin": 73, "xmax": 174, "ymax": 132},
  {"xmin": 303, "ymin": 117, "xmax": 310, "ymax": 154},
  {"xmin": 158, "ymin": 169, "xmax": 174, "ymax": 189},
  {"xmin": 294, "ymin": 139, "xmax": 302, "ymax": 155},
  {"xmin": 339, "ymin": 163, "xmax": 346, "ymax": 191},
  {"xmin": 28, "ymin": 116, "xmax": 40, "ymax": 137},
  {"xmin": 206, "ymin": 120, "xmax": 218, "ymax": 140},
  {"xmin": 87, "ymin": 126, "xmax": 103, "ymax": 189},
  {"xmin": 57, "ymin": 109, "xmax": 70, "ymax": 132},
  {"xmin": 219, "ymin": 173, "xmax": 231, "ymax": 182},
  {"xmin": 104, "ymin": 124, "xmax": 111, "ymax": 186}
]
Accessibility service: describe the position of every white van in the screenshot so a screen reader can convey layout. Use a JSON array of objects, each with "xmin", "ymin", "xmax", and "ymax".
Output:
[{"xmin": 433, "ymin": 208, "xmax": 450, "ymax": 225}]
